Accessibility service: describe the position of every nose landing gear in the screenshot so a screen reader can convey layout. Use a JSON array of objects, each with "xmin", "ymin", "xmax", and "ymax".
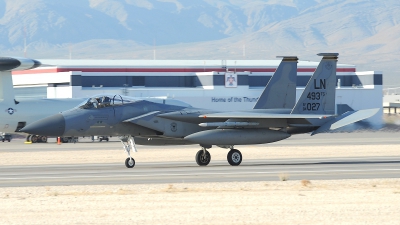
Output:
[
  {"xmin": 195, "ymin": 147, "xmax": 211, "ymax": 166},
  {"xmin": 120, "ymin": 135, "xmax": 137, "ymax": 168}
]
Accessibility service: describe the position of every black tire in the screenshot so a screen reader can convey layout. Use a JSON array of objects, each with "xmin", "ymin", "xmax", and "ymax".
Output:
[
  {"xmin": 125, "ymin": 157, "xmax": 135, "ymax": 168},
  {"xmin": 195, "ymin": 150, "xmax": 211, "ymax": 166},
  {"xmin": 7, "ymin": 139, "xmax": 10, "ymax": 142},
  {"xmin": 62, "ymin": 137, "xmax": 69, "ymax": 143},
  {"xmin": 2, "ymin": 140, "xmax": 4, "ymax": 142},
  {"xmin": 227, "ymin": 149, "xmax": 242, "ymax": 166},
  {"xmin": 41, "ymin": 136, "xmax": 47, "ymax": 143},
  {"xmin": 106, "ymin": 138, "xmax": 109, "ymax": 142},
  {"xmin": 31, "ymin": 135, "xmax": 38, "ymax": 143}
]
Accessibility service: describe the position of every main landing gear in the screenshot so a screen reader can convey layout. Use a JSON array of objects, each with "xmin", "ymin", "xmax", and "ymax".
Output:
[
  {"xmin": 120, "ymin": 135, "xmax": 137, "ymax": 168},
  {"xmin": 194, "ymin": 146, "xmax": 243, "ymax": 166},
  {"xmin": 26, "ymin": 135, "xmax": 48, "ymax": 143},
  {"xmin": 227, "ymin": 149, "xmax": 242, "ymax": 166}
]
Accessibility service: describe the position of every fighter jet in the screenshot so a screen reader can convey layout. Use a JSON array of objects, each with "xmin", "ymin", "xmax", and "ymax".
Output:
[
  {"xmin": 0, "ymin": 57, "xmax": 84, "ymax": 142},
  {"xmin": 21, "ymin": 53, "xmax": 379, "ymax": 168}
]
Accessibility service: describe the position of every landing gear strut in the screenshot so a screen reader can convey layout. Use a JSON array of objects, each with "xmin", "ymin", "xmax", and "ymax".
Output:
[
  {"xmin": 119, "ymin": 135, "xmax": 137, "ymax": 168},
  {"xmin": 195, "ymin": 147, "xmax": 211, "ymax": 166},
  {"xmin": 227, "ymin": 149, "xmax": 242, "ymax": 166}
]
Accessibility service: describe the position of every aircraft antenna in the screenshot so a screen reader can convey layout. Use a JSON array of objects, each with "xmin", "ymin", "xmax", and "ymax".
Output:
[
  {"xmin": 69, "ymin": 44, "xmax": 72, "ymax": 60},
  {"xmin": 153, "ymin": 38, "xmax": 156, "ymax": 60},
  {"xmin": 23, "ymin": 26, "xmax": 27, "ymax": 57}
]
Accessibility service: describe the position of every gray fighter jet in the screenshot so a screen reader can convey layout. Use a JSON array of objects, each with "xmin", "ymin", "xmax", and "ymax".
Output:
[{"xmin": 21, "ymin": 53, "xmax": 379, "ymax": 168}]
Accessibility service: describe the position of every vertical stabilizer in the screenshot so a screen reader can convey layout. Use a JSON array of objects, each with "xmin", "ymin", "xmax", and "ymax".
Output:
[
  {"xmin": 0, "ymin": 71, "xmax": 15, "ymax": 103},
  {"xmin": 291, "ymin": 53, "xmax": 338, "ymax": 115},
  {"xmin": 0, "ymin": 56, "xmax": 41, "ymax": 104},
  {"xmin": 253, "ymin": 56, "xmax": 298, "ymax": 109}
]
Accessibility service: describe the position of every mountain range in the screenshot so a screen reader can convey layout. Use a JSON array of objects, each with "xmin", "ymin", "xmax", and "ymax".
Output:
[{"xmin": 0, "ymin": 0, "xmax": 399, "ymax": 87}]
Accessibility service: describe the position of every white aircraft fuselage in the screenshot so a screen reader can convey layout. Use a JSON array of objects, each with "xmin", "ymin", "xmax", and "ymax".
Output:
[
  {"xmin": 0, "ymin": 57, "xmax": 85, "ymax": 136},
  {"xmin": 0, "ymin": 98, "xmax": 84, "ymax": 135}
]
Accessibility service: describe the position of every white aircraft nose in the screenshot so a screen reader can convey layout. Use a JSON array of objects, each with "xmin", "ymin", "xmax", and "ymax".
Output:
[{"xmin": 20, "ymin": 114, "xmax": 65, "ymax": 136}]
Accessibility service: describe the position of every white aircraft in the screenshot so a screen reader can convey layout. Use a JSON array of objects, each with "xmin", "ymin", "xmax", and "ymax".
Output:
[{"xmin": 0, "ymin": 57, "xmax": 83, "ymax": 142}]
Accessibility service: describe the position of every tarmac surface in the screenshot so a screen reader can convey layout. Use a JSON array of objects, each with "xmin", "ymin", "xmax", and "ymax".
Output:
[{"xmin": 1, "ymin": 132, "xmax": 400, "ymax": 187}]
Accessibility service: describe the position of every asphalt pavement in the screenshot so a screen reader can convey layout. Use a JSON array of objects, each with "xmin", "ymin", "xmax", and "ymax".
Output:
[{"xmin": 0, "ymin": 132, "xmax": 399, "ymax": 187}]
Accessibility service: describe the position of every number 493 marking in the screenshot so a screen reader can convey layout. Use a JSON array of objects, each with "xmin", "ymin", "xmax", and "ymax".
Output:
[{"xmin": 307, "ymin": 92, "xmax": 326, "ymax": 100}]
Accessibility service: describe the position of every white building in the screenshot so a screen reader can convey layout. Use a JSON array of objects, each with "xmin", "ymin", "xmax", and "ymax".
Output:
[{"xmin": 12, "ymin": 59, "xmax": 383, "ymax": 127}]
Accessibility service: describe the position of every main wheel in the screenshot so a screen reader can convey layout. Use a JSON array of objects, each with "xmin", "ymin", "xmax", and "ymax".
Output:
[
  {"xmin": 31, "ymin": 135, "xmax": 38, "ymax": 143},
  {"xmin": 40, "ymin": 136, "xmax": 47, "ymax": 143},
  {"xmin": 125, "ymin": 157, "xmax": 135, "ymax": 168},
  {"xmin": 195, "ymin": 150, "xmax": 211, "ymax": 166},
  {"xmin": 227, "ymin": 149, "xmax": 242, "ymax": 166}
]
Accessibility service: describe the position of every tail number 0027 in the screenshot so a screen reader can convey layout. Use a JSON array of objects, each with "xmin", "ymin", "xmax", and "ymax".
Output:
[{"xmin": 303, "ymin": 103, "xmax": 320, "ymax": 111}]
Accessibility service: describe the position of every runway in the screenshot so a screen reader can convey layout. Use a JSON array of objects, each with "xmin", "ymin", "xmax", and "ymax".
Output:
[
  {"xmin": 1, "ymin": 156, "xmax": 400, "ymax": 187},
  {"xmin": 1, "ymin": 132, "xmax": 400, "ymax": 187},
  {"xmin": 3, "ymin": 132, "xmax": 400, "ymax": 153}
]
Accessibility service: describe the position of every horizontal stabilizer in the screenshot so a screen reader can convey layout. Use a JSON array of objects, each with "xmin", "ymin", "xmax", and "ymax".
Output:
[{"xmin": 311, "ymin": 108, "xmax": 379, "ymax": 135}]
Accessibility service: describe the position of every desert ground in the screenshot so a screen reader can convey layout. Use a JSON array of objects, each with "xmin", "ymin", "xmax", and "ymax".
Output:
[
  {"xmin": 1, "ymin": 179, "xmax": 399, "ymax": 225},
  {"xmin": 1, "ymin": 133, "xmax": 400, "ymax": 224}
]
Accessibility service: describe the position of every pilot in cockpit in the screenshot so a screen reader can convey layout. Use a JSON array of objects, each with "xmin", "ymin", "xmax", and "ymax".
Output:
[
  {"xmin": 97, "ymin": 96, "xmax": 111, "ymax": 108},
  {"xmin": 81, "ymin": 98, "xmax": 99, "ymax": 109},
  {"xmin": 101, "ymin": 96, "xmax": 111, "ymax": 106},
  {"xmin": 80, "ymin": 95, "xmax": 125, "ymax": 109}
]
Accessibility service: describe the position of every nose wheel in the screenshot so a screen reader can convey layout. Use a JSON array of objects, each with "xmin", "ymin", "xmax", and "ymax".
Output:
[
  {"xmin": 119, "ymin": 135, "xmax": 137, "ymax": 168},
  {"xmin": 125, "ymin": 157, "xmax": 135, "ymax": 168},
  {"xmin": 227, "ymin": 149, "xmax": 242, "ymax": 166},
  {"xmin": 195, "ymin": 149, "xmax": 211, "ymax": 166}
]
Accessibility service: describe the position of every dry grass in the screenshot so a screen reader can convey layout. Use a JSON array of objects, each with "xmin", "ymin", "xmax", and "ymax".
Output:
[
  {"xmin": 301, "ymin": 179, "xmax": 311, "ymax": 187},
  {"xmin": 279, "ymin": 173, "xmax": 289, "ymax": 181}
]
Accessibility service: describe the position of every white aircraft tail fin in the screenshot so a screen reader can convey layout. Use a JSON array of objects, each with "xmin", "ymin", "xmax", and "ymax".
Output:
[
  {"xmin": 0, "ymin": 71, "xmax": 15, "ymax": 103},
  {"xmin": 0, "ymin": 56, "xmax": 41, "ymax": 103}
]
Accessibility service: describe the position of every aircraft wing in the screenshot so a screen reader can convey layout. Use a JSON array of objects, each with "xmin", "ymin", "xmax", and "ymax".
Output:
[
  {"xmin": 123, "ymin": 111, "xmax": 161, "ymax": 122},
  {"xmin": 200, "ymin": 112, "xmax": 333, "ymax": 119}
]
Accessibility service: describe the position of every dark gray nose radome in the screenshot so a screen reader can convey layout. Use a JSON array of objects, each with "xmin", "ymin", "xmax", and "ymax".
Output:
[{"xmin": 20, "ymin": 114, "xmax": 65, "ymax": 136}]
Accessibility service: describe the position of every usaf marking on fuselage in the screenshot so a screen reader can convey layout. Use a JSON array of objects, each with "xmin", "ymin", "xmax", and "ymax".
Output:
[{"xmin": 22, "ymin": 53, "xmax": 379, "ymax": 168}]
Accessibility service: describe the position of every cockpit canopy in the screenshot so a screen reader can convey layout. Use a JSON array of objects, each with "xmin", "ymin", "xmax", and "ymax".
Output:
[
  {"xmin": 77, "ymin": 94, "xmax": 192, "ymax": 109},
  {"xmin": 78, "ymin": 95, "xmax": 137, "ymax": 109}
]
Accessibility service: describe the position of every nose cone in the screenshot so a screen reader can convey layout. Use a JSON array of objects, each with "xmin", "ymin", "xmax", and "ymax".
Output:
[{"xmin": 20, "ymin": 114, "xmax": 65, "ymax": 136}]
